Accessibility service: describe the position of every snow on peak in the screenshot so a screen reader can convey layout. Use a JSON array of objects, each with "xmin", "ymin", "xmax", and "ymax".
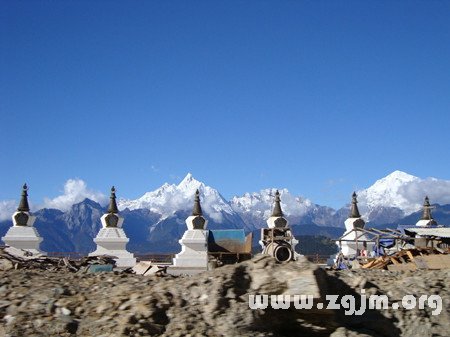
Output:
[
  {"xmin": 117, "ymin": 174, "xmax": 233, "ymax": 222},
  {"xmin": 179, "ymin": 172, "xmax": 194, "ymax": 184},
  {"xmin": 177, "ymin": 173, "xmax": 203, "ymax": 192},
  {"xmin": 231, "ymin": 188, "xmax": 313, "ymax": 218},
  {"xmin": 357, "ymin": 171, "xmax": 419, "ymax": 215},
  {"xmin": 383, "ymin": 170, "xmax": 418, "ymax": 182},
  {"xmin": 365, "ymin": 171, "xmax": 419, "ymax": 197},
  {"xmin": 356, "ymin": 170, "xmax": 435, "ymax": 217}
]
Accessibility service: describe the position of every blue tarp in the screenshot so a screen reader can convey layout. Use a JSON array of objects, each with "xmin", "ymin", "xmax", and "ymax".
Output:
[
  {"xmin": 372, "ymin": 245, "xmax": 384, "ymax": 257},
  {"xmin": 379, "ymin": 238, "xmax": 396, "ymax": 248},
  {"xmin": 371, "ymin": 239, "xmax": 395, "ymax": 256},
  {"xmin": 208, "ymin": 229, "xmax": 246, "ymax": 243},
  {"xmin": 208, "ymin": 229, "xmax": 249, "ymax": 253}
]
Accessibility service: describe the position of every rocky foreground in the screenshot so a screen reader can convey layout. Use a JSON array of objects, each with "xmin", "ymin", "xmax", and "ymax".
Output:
[{"xmin": 0, "ymin": 256, "xmax": 449, "ymax": 337}]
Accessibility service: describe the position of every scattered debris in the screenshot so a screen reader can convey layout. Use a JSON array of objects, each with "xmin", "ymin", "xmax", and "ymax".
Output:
[
  {"xmin": 132, "ymin": 261, "xmax": 167, "ymax": 276},
  {"xmin": 361, "ymin": 247, "xmax": 450, "ymax": 270},
  {"xmin": 0, "ymin": 247, "xmax": 120, "ymax": 273},
  {"xmin": 1, "ymin": 254, "xmax": 449, "ymax": 336},
  {"xmin": 87, "ymin": 264, "xmax": 114, "ymax": 273}
]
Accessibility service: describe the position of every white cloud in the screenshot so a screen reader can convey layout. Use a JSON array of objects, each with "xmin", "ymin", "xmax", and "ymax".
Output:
[
  {"xmin": 43, "ymin": 179, "xmax": 107, "ymax": 211},
  {"xmin": 201, "ymin": 195, "xmax": 224, "ymax": 223},
  {"xmin": 399, "ymin": 178, "xmax": 450, "ymax": 206},
  {"xmin": 0, "ymin": 200, "xmax": 17, "ymax": 221}
]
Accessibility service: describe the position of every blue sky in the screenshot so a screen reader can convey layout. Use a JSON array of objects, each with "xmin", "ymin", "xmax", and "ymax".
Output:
[{"xmin": 1, "ymin": 1, "xmax": 450, "ymax": 208}]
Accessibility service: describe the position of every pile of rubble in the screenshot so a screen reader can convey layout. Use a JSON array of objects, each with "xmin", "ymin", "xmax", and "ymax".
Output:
[
  {"xmin": 0, "ymin": 254, "xmax": 449, "ymax": 336},
  {"xmin": 132, "ymin": 261, "xmax": 168, "ymax": 276},
  {"xmin": 0, "ymin": 247, "xmax": 120, "ymax": 273},
  {"xmin": 361, "ymin": 248, "xmax": 450, "ymax": 271}
]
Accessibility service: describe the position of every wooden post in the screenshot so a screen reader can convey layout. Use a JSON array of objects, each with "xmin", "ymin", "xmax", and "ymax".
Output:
[{"xmin": 376, "ymin": 236, "xmax": 380, "ymax": 257}]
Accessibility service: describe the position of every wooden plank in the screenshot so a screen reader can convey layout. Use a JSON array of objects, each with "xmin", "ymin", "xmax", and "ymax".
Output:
[
  {"xmin": 396, "ymin": 250, "xmax": 407, "ymax": 257},
  {"xmin": 390, "ymin": 257, "xmax": 400, "ymax": 265},
  {"xmin": 377, "ymin": 261, "xmax": 390, "ymax": 270},
  {"xmin": 361, "ymin": 260, "xmax": 376, "ymax": 269},
  {"xmin": 368, "ymin": 257, "xmax": 390, "ymax": 269},
  {"xmin": 132, "ymin": 261, "xmax": 152, "ymax": 275},
  {"xmin": 406, "ymin": 251, "xmax": 415, "ymax": 261},
  {"xmin": 370, "ymin": 258, "xmax": 386, "ymax": 266}
]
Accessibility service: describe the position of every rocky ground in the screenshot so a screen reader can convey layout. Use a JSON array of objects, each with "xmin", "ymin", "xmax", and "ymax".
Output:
[{"xmin": 0, "ymin": 256, "xmax": 449, "ymax": 337}]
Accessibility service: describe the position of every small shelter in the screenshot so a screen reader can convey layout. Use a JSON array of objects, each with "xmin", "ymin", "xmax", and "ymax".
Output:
[{"xmin": 208, "ymin": 229, "xmax": 252, "ymax": 265}]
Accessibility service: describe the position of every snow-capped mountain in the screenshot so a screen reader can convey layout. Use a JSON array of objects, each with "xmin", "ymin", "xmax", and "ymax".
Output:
[
  {"xmin": 231, "ymin": 188, "xmax": 337, "ymax": 229},
  {"xmin": 354, "ymin": 170, "xmax": 450, "ymax": 223},
  {"xmin": 118, "ymin": 173, "xmax": 249, "ymax": 249},
  {"xmin": 231, "ymin": 188, "xmax": 314, "ymax": 218},
  {"xmin": 231, "ymin": 170, "xmax": 450, "ymax": 226},
  {"xmin": 2, "ymin": 170, "xmax": 450, "ymax": 253},
  {"xmin": 356, "ymin": 171, "xmax": 420, "ymax": 216},
  {"xmin": 118, "ymin": 173, "xmax": 235, "ymax": 223}
]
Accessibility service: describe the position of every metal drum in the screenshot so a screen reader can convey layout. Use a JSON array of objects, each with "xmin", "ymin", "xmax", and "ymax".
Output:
[{"xmin": 263, "ymin": 241, "xmax": 293, "ymax": 262}]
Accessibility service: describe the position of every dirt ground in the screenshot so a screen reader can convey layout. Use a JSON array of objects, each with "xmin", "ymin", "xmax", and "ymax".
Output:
[{"xmin": 0, "ymin": 255, "xmax": 449, "ymax": 337}]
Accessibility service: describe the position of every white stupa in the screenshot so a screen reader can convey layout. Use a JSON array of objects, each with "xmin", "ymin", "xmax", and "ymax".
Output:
[
  {"xmin": 2, "ymin": 184, "xmax": 45, "ymax": 257},
  {"xmin": 89, "ymin": 187, "xmax": 136, "ymax": 268},
  {"xmin": 337, "ymin": 192, "xmax": 374, "ymax": 257},
  {"xmin": 170, "ymin": 189, "xmax": 209, "ymax": 275},
  {"xmin": 415, "ymin": 196, "xmax": 438, "ymax": 227}
]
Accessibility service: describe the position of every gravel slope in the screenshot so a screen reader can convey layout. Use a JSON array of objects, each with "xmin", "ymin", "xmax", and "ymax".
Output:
[{"xmin": 0, "ymin": 256, "xmax": 449, "ymax": 337}]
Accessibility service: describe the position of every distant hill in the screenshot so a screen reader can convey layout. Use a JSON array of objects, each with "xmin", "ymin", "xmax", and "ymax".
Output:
[{"xmin": 2, "ymin": 171, "xmax": 450, "ymax": 254}]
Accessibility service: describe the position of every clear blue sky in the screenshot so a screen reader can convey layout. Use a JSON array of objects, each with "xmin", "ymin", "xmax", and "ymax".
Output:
[{"xmin": 1, "ymin": 1, "xmax": 450, "ymax": 208}]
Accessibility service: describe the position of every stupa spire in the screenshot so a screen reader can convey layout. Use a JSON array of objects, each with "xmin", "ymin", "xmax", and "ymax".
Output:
[
  {"xmin": 349, "ymin": 192, "xmax": 361, "ymax": 218},
  {"xmin": 421, "ymin": 196, "xmax": 433, "ymax": 220},
  {"xmin": 107, "ymin": 186, "xmax": 119, "ymax": 214},
  {"xmin": 17, "ymin": 183, "xmax": 30, "ymax": 212},
  {"xmin": 271, "ymin": 190, "xmax": 283, "ymax": 217},
  {"xmin": 192, "ymin": 189, "xmax": 203, "ymax": 216}
]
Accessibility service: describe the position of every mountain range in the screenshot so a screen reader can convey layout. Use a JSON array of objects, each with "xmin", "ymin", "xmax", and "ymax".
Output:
[{"xmin": 1, "ymin": 170, "xmax": 450, "ymax": 254}]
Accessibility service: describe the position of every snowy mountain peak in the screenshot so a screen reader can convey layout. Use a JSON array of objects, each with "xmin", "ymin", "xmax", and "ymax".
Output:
[
  {"xmin": 179, "ymin": 172, "xmax": 194, "ymax": 184},
  {"xmin": 231, "ymin": 188, "xmax": 313, "ymax": 218},
  {"xmin": 356, "ymin": 170, "xmax": 422, "ymax": 219},
  {"xmin": 364, "ymin": 171, "xmax": 419, "ymax": 197},
  {"xmin": 380, "ymin": 170, "xmax": 418, "ymax": 183},
  {"xmin": 117, "ymin": 174, "xmax": 234, "ymax": 222},
  {"xmin": 177, "ymin": 173, "xmax": 203, "ymax": 192}
]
